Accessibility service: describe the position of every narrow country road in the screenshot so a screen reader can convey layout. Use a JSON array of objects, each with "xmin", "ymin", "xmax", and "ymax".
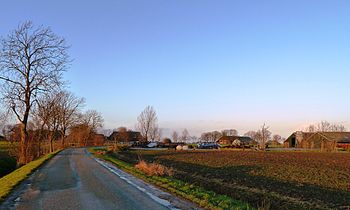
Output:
[{"xmin": 1, "ymin": 148, "xmax": 198, "ymax": 210}]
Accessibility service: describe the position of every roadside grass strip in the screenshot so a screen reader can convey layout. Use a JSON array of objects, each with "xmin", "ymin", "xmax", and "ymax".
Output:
[
  {"xmin": 89, "ymin": 148, "xmax": 253, "ymax": 210},
  {"xmin": 0, "ymin": 150, "xmax": 61, "ymax": 202}
]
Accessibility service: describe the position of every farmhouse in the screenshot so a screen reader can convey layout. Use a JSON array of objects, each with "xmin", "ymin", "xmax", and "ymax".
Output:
[
  {"xmin": 284, "ymin": 131, "xmax": 350, "ymax": 150},
  {"xmin": 108, "ymin": 130, "xmax": 143, "ymax": 144},
  {"xmin": 217, "ymin": 136, "xmax": 255, "ymax": 146}
]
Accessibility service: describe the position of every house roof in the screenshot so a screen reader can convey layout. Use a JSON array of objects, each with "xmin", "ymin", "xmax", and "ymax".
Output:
[
  {"xmin": 108, "ymin": 131, "xmax": 142, "ymax": 140},
  {"xmin": 217, "ymin": 136, "xmax": 253, "ymax": 143}
]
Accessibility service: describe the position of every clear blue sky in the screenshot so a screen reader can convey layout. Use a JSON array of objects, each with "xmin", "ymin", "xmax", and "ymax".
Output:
[{"xmin": 1, "ymin": 0, "xmax": 350, "ymax": 137}]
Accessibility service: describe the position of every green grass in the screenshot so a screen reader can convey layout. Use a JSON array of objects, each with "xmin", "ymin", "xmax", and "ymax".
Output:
[
  {"xmin": 0, "ymin": 141, "xmax": 13, "ymax": 153},
  {"xmin": 0, "ymin": 149, "xmax": 61, "ymax": 202},
  {"xmin": 89, "ymin": 148, "xmax": 253, "ymax": 210}
]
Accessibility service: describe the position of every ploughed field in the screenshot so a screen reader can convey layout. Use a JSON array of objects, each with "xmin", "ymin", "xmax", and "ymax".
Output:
[{"xmin": 115, "ymin": 150, "xmax": 350, "ymax": 210}]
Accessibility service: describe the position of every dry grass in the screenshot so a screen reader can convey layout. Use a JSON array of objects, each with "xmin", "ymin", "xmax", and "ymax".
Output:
[{"xmin": 135, "ymin": 160, "xmax": 173, "ymax": 177}]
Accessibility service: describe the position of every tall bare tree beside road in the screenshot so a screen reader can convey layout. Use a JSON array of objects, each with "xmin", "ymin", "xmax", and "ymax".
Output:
[{"xmin": 0, "ymin": 21, "xmax": 69, "ymax": 164}]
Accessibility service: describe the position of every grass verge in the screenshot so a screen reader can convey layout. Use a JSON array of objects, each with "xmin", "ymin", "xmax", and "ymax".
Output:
[
  {"xmin": 0, "ymin": 150, "xmax": 61, "ymax": 202},
  {"xmin": 88, "ymin": 147, "xmax": 253, "ymax": 210}
]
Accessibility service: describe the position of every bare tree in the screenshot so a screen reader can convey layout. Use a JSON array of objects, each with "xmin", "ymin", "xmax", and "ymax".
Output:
[
  {"xmin": 200, "ymin": 132, "xmax": 210, "ymax": 142},
  {"xmin": 190, "ymin": 136, "xmax": 198, "ymax": 142},
  {"xmin": 221, "ymin": 129, "xmax": 238, "ymax": 136},
  {"xmin": 136, "ymin": 106, "xmax": 158, "ymax": 141},
  {"xmin": 171, "ymin": 131, "xmax": 179, "ymax": 143},
  {"xmin": 272, "ymin": 134, "xmax": 282, "ymax": 143},
  {"xmin": 257, "ymin": 123, "xmax": 271, "ymax": 149},
  {"xmin": 34, "ymin": 91, "xmax": 84, "ymax": 152},
  {"xmin": 181, "ymin": 129, "xmax": 190, "ymax": 143},
  {"xmin": 244, "ymin": 131, "xmax": 257, "ymax": 139},
  {"xmin": 212, "ymin": 131, "xmax": 222, "ymax": 141},
  {"xmin": 82, "ymin": 110, "xmax": 103, "ymax": 132},
  {"xmin": 56, "ymin": 91, "xmax": 85, "ymax": 147},
  {"xmin": 149, "ymin": 126, "xmax": 162, "ymax": 141},
  {"xmin": 35, "ymin": 92, "xmax": 61, "ymax": 153},
  {"xmin": 305, "ymin": 124, "xmax": 316, "ymax": 132},
  {"xmin": 156, "ymin": 128, "xmax": 163, "ymax": 142},
  {"xmin": 71, "ymin": 110, "xmax": 103, "ymax": 147},
  {"xmin": 200, "ymin": 131, "xmax": 222, "ymax": 142},
  {"xmin": 0, "ymin": 21, "xmax": 69, "ymax": 164},
  {"xmin": 0, "ymin": 108, "xmax": 10, "ymax": 134},
  {"xmin": 305, "ymin": 121, "xmax": 346, "ymax": 132}
]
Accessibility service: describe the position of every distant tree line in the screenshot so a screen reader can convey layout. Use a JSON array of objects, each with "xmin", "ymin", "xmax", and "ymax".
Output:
[{"xmin": 304, "ymin": 121, "xmax": 346, "ymax": 132}]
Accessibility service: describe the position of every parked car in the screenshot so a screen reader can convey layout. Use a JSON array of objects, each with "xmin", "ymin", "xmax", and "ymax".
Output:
[
  {"xmin": 197, "ymin": 142, "xmax": 219, "ymax": 149},
  {"xmin": 147, "ymin": 142, "xmax": 158, "ymax": 148}
]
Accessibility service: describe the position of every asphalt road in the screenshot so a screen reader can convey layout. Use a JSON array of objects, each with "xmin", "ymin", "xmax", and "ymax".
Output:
[{"xmin": 1, "ymin": 148, "xmax": 198, "ymax": 210}]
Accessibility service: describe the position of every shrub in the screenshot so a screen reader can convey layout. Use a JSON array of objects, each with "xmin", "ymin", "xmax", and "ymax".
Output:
[
  {"xmin": 95, "ymin": 150, "xmax": 106, "ymax": 155},
  {"xmin": 135, "ymin": 160, "xmax": 173, "ymax": 177}
]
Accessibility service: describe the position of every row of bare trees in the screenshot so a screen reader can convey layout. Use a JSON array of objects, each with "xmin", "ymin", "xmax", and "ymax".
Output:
[
  {"xmin": 304, "ymin": 121, "xmax": 346, "ymax": 132},
  {"xmin": 198, "ymin": 124, "xmax": 285, "ymax": 149},
  {"xmin": 0, "ymin": 21, "xmax": 103, "ymax": 164},
  {"xmin": 171, "ymin": 129, "xmax": 193, "ymax": 143}
]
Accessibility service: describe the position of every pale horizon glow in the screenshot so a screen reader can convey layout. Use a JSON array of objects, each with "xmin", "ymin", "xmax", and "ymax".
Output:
[{"xmin": 1, "ymin": 0, "xmax": 350, "ymax": 138}]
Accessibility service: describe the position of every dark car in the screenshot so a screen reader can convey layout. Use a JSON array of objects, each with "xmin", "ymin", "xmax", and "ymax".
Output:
[{"xmin": 197, "ymin": 142, "xmax": 219, "ymax": 149}]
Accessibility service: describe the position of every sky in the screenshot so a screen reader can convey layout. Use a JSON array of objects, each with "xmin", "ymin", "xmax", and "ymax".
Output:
[{"xmin": 1, "ymin": 0, "xmax": 350, "ymax": 137}]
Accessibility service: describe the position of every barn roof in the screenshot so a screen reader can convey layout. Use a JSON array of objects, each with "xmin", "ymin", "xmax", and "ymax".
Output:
[
  {"xmin": 285, "ymin": 131, "xmax": 350, "ymax": 143},
  {"xmin": 320, "ymin": 132, "xmax": 350, "ymax": 143}
]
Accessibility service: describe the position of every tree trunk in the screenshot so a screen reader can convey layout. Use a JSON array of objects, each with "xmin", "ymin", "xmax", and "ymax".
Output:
[
  {"xmin": 18, "ymin": 123, "xmax": 28, "ymax": 165},
  {"xmin": 61, "ymin": 128, "xmax": 66, "ymax": 148},
  {"xmin": 61, "ymin": 136, "xmax": 65, "ymax": 149},
  {"xmin": 49, "ymin": 135, "xmax": 54, "ymax": 153}
]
